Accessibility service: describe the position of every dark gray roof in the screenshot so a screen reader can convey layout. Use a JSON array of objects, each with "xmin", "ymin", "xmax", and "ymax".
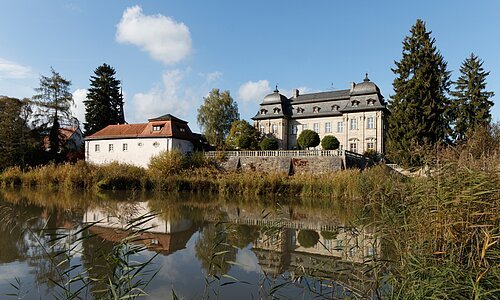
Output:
[
  {"xmin": 252, "ymin": 76, "xmax": 387, "ymax": 121},
  {"xmin": 148, "ymin": 114, "xmax": 188, "ymax": 123},
  {"xmin": 292, "ymin": 90, "xmax": 350, "ymax": 103}
]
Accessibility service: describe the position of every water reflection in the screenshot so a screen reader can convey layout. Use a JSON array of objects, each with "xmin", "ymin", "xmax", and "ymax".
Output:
[{"xmin": 0, "ymin": 188, "xmax": 383, "ymax": 299}]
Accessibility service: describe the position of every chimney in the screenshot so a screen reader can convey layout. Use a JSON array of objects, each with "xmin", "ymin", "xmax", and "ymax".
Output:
[
  {"xmin": 350, "ymin": 82, "xmax": 356, "ymax": 93},
  {"xmin": 292, "ymin": 89, "xmax": 299, "ymax": 98}
]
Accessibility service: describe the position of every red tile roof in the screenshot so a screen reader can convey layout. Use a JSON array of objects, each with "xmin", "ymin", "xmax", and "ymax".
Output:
[{"xmin": 85, "ymin": 115, "xmax": 194, "ymax": 141}]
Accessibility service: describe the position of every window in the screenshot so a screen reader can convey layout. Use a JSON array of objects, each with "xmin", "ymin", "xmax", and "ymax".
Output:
[
  {"xmin": 339, "ymin": 144, "xmax": 343, "ymax": 151},
  {"xmin": 331, "ymin": 105, "xmax": 339, "ymax": 111},
  {"xmin": 271, "ymin": 124, "xmax": 278, "ymax": 134},
  {"xmin": 153, "ymin": 141, "xmax": 160, "ymax": 148},
  {"xmin": 108, "ymin": 144, "xmax": 114, "ymax": 152},
  {"xmin": 325, "ymin": 122, "xmax": 331, "ymax": 133},
  {"xmin": 291, "ymin": 125, "xmax": 298, "ymax": 135},
  {"xmin": 138, "ymin": 142, "xmax": 144, "ymax": 147},
  {"xmin": 296, "ymin": 107, "xmax": 304, "ymax": 114},
  {"xmin": 337, "ymin": 121, "xmax": 344, "ymax": 133},
  {"xmin": 350, "ymin": 118, "xmax": 357, "ymax": 130},
  {"xmin": 313, "ymin": 106, "xmax": 320, "ymax": 113},
  {"xmin": 367, "ymin": 117, "xmax": 374, "ymax": 129},
  {"xmin": 95, "ymin": 144, "xmax": 100, "ymax": 152},
  {"xmin": 336, "ymin": 240, "xmax": 344, "ymax": 249},
  {"xmin": 313, "ymin": 123, "xmax": 319, "ymax": 133},
  {"xmin": 367, "ymin": 142, "xmax": 375, "ymax": 150},
  {"xmin": 123, "ymin": 143, "xmax": 128, "ymax": 151},
  {"xmin": 152, "ymin": 125, "xmax": 163, "ymax": 131},
  {"xmin": 260, "ymin": 109, "xmax": 267, "ymax": 115},
  {"xmin": 350, "ymin": 142, "xmax": 357, "ymax": 153},
  {"xmin": 259, "ymin": 125, "xmax": 265, "ymax": 133},
  {"xmin": 302, "ymin": 124, "xmax": 308, "ymax": 130},
  {"xmin": 273, "ymin": 107, "xmax": 281, "ymax": 114},
  {"xmin": 179, "ymin": 127, "xmax": 186, "ymax": 132}
]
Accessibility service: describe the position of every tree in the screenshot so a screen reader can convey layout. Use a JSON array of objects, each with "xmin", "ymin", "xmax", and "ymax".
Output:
[
  {"xmin": 84, "ymin": 63, "xmax": 125, "ymax": 136},
  {"xmin": 197, "ymin": 88, "xmax": 239, "ymax": 148},
  {"xmin": 226, "ymin": 120, "xmax": 261, "ymax": 150},
  {"xmin": 297, "ymin": 129, "xmax": 320, "ymax": 149},
  {"xmin": 321, "ymin": 135, "xmax": 340, "ymax": 150},
  {"xmin": 451, "ymin": 53, "xmax": 495, "ymax": 142},
  {"xmin": 32, "ymin": 67, "xmax": 74, "ymax": 158},
  {"xmin": 260, "ymin": 137, "xmax": 279, "ymax": 150},
  {"xmin": 387, "ymin": 19, "xmax": 451, "ymax": 166},
  {"xmin": 297, "ymin": 230, "xmax": 320, "ymax": 248},
  {"xmin": 0, "ymin": 97, "xmax": 33, "ymax": 169}
]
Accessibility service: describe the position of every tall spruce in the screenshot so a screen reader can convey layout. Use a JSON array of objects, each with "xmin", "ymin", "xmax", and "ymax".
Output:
[
  {"xmin": 84, "ymin": 63, "xmax": 125, "ymax": 135},
  {"xmin": 451, "ymin": 53, "xmax": 494, "ymax": 142},
  {"xmin": 387, "ymin": 19, "xmax": 451, "ymax": 166},
  {"xmin": 32, "ymin": 67, "xmax": 74, "ymax": 157}
]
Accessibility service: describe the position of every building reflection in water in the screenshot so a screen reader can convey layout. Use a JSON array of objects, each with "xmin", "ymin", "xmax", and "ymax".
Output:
[{"xmin": 83, "ymin": 202, "xmax": 197, "ymax": 255}]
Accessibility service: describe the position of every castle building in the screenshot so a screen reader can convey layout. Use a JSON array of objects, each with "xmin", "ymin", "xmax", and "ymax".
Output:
[{"xmin": 251, "ymin": 75, "xmax": 388, "ymax": 154}]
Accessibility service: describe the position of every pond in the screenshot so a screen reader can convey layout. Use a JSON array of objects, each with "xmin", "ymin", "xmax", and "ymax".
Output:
[{"xmin": 0, "ymin": 189, "xmax": 385, "ymax": 299}]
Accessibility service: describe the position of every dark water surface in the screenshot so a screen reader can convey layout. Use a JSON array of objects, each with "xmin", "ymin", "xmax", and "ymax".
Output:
[{"xmin": 0, "ymin": 189, "xmax": 383, "ymax": 299}]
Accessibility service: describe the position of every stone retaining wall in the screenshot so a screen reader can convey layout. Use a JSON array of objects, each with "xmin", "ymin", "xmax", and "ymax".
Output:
[{"xmin": 222, "ymin": 156, "xmax": 345, "ymax": 174}]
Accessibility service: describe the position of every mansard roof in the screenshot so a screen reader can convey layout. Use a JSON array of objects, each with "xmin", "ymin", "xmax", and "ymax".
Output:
[{"xmin": 252, "ymin": 75, "xmax": 386, "ymax": 121}]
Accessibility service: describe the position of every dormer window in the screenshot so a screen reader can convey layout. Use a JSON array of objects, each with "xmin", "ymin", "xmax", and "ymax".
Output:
[
  {"xmin": 331, "ymin": 105, "xmax": 339, "ymax": 111},
  {"xmin": 367, "ymin": 99, "xmax": 376, "ymax": 105},
  {"xmin": 313, "ymin": 106, "xmax": 321, "ymax": 113},
  {"xmin": 351, "ymin": 100, "xmax": 360, "ymax": 107},
  {"xmin": 296, "ymin": 107, "xmax": 304, "ymax": 114},
  {"xmin": 273, "ymin": 107, "xmax": 281, "ymax": 114},
  {"xmin": 260, "ymin": 109, "xmax": 268, "ymax": 115},
  {"xmin": 152, "ymin": 124, "xmax": 164, "ymax": 131}
]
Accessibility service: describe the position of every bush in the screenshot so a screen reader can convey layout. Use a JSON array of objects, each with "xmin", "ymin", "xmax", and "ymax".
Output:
[
  {"xmin": 297, "ymin": 229, "xmax": 320, "ymax": 248},
  {"xmin": 297, "ymin": 129, "xmax": 320, "ymax": 149},
  {"xmin": 148, "ymin": 150, "xmax": 185, "ymax": 176},
  {"xmin": 321, "ymin": 135, "xmax": 340, "ymax": 150},
  {"xmin": 260, "ymin": 137, "xmax": 279, "ymax": 150}
]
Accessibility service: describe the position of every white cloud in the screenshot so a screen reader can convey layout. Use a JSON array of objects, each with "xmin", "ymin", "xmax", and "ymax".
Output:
[
  {"xmin": 205, "ymin": 71, "xmax": 222, "ymax": 83},
  {"xmin": 130, "ymin": 69, "xmax": 198, "ymax": 123},
  {"xmin": 0, "ymin": 58, "xmax": 33, "ymax": 79},
  {"xmin": 116, "ymin": 5, "xmax": 192, "ymax": 65},
  {"xmin": 71, "ymin": 88, "xmax": 88, "ymax": 126},
  {"xmin": 237, "ymin": 80, "xmax": 271, "ymax": 103}
]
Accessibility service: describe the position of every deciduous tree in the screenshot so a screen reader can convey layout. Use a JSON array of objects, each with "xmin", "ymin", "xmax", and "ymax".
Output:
[
  {"xmin": 321, "ymin": 135, "xmax": 340, "ymax": 150},
  {"xmin": 84, "ymin": 63, "xmax": 125, "ymax": 135},
  {"xmin": 197, "ymin": 88, "xmax": 239, "ymax": 148},
  {"xmin": 226, "ymin": 120, "xmax": 261, "ymax": 150},
  {"xmin": 387, "ymin": 19, "xmax": 451, "ymax": 166}
]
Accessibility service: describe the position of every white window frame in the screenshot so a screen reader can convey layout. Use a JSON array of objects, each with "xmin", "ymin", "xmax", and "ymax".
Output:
[
  {"xmin": 337, "ymin": 121, "xmax": 344, "ymax": 133},
  {"xmin": 302, "ymin": 124, "xmax": 308, "ymax": 130},
  {"xmin": 123, "ymin": 143, "xmax": 128, "ymax": 151},
  {"xmin": 350, "ymin": 142, "xmax": 357, "ymax": 153},
  {"xmin": 108, "ymin": 144, "xmax": 114, "ymax": 152},
  {"xmin": 271, "ymin": 124, "xmax": 278, "ymax": 134},
  {"xmin": 313, "ymin": 123, "xmax": 319, "ymax": 133},
  {"xmin": 367, "ymin": 142, "xmax": 375, "ymax": 150},
  {"xmin": 325, "ymin": 122, "xmax": 331, "ymax": 133},
  {"xmin": 367, "ymin": 117, "xmax": 374, "ymax": 129},
  {"xmin": 291, "ymin": 125, "xmax": 298, "ymax": 135},
  {"xmin": 350, "ymin": 118, "xmax": 357, "ymax": 130}
]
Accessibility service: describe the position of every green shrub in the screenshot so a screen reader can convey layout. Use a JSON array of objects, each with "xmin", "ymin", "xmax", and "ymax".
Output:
[
  {"xmin": 321, "ymin": 135, "xmax": 340, "ymax": 150},
  {"xmin": 260, "ymin": 137, "xmax": 279, "ymax": 150},
  {"xmin": 148, "ymin": 150, "xmax": 185, "ymax": 176},
  {"xmin": 297, "ymin": 129, "xmax": 320, "ymax": 149}
]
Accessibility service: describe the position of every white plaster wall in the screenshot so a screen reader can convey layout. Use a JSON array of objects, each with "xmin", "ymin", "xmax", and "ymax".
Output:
[{"xmin": 86, "ymin": 137, "xmax": 193, "ymax": 168}]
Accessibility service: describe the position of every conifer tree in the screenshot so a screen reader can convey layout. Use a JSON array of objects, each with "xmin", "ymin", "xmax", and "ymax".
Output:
[
  {"xmin": 32, "ymin": 67, "xmax": 74, "ymax": 157},
  {"xmin": 84, "ymin": 63, "xmax": 125, "ymax": 135},
  {"xmin": 387, "ymin": 19, "xmax": 451, "ymax": 166},
  {"xmin": 451, "ymin": 53, "xmax": 494, "ymax": 142}
]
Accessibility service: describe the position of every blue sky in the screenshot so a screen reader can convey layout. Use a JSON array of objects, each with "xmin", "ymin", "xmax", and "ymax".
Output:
[{"xmin": 0, "ymin": 0, "xmax": 499, "ymax": 132}]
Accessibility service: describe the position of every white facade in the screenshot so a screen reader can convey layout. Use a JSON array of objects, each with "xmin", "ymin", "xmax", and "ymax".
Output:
[{"xmin": 85, "ymin": 137, "xmax": 193, "ymax": 168}]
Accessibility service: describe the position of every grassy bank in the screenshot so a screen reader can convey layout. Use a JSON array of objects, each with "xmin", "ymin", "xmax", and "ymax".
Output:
[{"xmin": 0, "ymin": 155, "xmax": 403, "ymax": 203}]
